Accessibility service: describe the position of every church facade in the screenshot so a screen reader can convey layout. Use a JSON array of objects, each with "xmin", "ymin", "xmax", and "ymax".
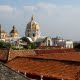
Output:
[
  {"xmin": 25, "ymin": 15, "xmax": 41, "ymax": 42},
  {"xmin": 25, "ymin": 16, "xmax": 53, "ymax": 47}
]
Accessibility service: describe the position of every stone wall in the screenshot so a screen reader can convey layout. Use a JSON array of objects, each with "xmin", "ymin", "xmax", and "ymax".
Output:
[{"xmin": 8, "ymin": 49, "xmax": 36, "ymax": 61}]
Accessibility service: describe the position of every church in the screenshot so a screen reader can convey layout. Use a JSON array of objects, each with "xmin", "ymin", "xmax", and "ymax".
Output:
[
  {"xmin": 25, "ymin": 15, "xmax": 53, "ymax": 47},
  {"xmin": 25, "ymin": 16, "xmax": 73, "ymax": 48},
  {"xmin": 0, "ymin": 24, "xmax": 20, "ymax": 43}
]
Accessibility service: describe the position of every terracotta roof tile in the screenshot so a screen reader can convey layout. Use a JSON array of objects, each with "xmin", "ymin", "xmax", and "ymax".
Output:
[
  {"xmin": 34, "ymin": 49, "xmax": 75, "ymax": 54},
  {"xmin": 6, "ymin": 57, "xmax": 80, "ymax": 80},
  {"xmin": 28, "ymin": 52, "xmax": 80, "ymax": 62}
]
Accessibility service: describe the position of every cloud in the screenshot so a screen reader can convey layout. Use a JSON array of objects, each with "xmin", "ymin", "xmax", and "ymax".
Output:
[
  {"xmin": 0, "ymin": 5, "xmax": 16, "ymax": 20},
  {"xmin": 0, "ymin": 5, "xmax": 16, "ymax": 12},
  {"xmin": 23, "ymin": 3, "xmax": 57, "ymax": 15},
  {"xmin": 23, "ymin": 6, "xmax": 35, "ymax": 12}
]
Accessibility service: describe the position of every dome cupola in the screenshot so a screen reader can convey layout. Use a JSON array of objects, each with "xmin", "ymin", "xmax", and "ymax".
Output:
[
  {"xmin": 9, "ymin": 25, "xmax": 19, "ymax": 38},
  {"xmin": 25, "ymin": 16, "xmax": 41, "ymax": 41},
  {"xmin": 27, "ymin": 15, "xmax": 40, "ymax": 31}
]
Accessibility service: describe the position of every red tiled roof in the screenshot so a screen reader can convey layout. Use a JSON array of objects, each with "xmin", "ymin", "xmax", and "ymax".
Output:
[
  {"xmin": 28, "ymin": 52, "xmax": 80, "ymax": 62},
  {"xmin": 6, "ymin": 57, "xmax": 80, "ymax": 80},
  {"xmin": 34, "ymin": 49, "xmax": 75, "ymax": 54}
]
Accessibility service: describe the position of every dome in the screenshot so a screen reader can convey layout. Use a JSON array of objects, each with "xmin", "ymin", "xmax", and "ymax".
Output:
[
  {"xmin": 27, "ymin": 16, "xmax": 40, "ymax": 31},
  {"xmin": 9, "ymin": 25, "xmax": 19, "ymax": 38},
  {"xmin": 10, "ymin": 25, "xmax": 18, "ymax": 34}
]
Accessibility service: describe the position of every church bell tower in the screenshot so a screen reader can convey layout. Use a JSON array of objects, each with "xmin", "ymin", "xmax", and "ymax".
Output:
[{"xmin": 25, "ymin": 16, "xmax": 40, "ymax": 42}]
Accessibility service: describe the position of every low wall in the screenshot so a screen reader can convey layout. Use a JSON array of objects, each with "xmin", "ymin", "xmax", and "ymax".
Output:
[{"xmin": 8, "ymin": 49, "xmax": 36, "ymax": 61}]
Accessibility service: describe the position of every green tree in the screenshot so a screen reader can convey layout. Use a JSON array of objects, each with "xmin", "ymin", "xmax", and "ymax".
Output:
[
  {"xmin": 0, "ymin": 41, "xmax": 5, "ymax": 48},
  {"xmin": 0, "ymin": 41, "xmax": 11, "ymax": 48},
  {"xmin": 27, "ymin": 43, "xmax": 36, "ymax": 49}
]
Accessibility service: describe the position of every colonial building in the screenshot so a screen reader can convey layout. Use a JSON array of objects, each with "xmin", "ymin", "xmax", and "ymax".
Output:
[
  {"xmin": 52, "ymin": 37, "xmax": 73, "ymax": 48},
  {"xmin": 0, "ymin": 24, "xmax": 8, "ymax": 41},
  {"xmin": 9, "ymin": 25, "xmax": 19, "ymax": 38},
  {"xmin": 25, "ymin": 16, "xmax": 53, "ymax": 47},
  {"xmin": 25, "ymin": 15, "xmax": 40, "ymax": 42},
  {"xmin": 25, "ymin": 16, "xmax": 73, "ymax": 48},
  {"xmin": 7, "ymin": 25, "xmax": 20, "ymax": 45},
  {"xmin": 0, "ymin": 16, "xmax": 73, "ymax": 48},
  {"xmin": 0, "ymin": 24, "xmax": 20, "ymax": 45}
]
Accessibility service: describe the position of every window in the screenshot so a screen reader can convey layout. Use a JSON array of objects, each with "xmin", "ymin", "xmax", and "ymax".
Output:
[{"xmin": 33, "ymin": 33, "xmax": 35, "ymax": 37}]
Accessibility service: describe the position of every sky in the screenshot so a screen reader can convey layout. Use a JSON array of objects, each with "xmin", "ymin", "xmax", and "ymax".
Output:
[{"xmin": 0, "ymin": 0, "xmax": 80, "ymax": 41}]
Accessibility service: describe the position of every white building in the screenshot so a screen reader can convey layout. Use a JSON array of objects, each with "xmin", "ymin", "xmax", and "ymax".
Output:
[
  {"xmin": 25, "ymin": 15, "xmax": 41, "ymax": 42},
  {"xmin": 0, "ymin": 24, "xmax": 20, "ymax": 46},
  {"xmin": 25, "ymin": 16, "xmax": 53, "ymax": 47},
  {"xmin": 9, "ymin": 25, "xmax": 20, "ymax": 44},
  {"xmin": 52, "ymin": 37, "xmax": 73, "ymax": 48}
]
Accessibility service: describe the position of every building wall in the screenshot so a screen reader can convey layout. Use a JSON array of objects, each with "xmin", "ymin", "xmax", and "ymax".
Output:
[
  {"xmin": 52, "ymin": 38, "xmax": 73, "ymax": 48},
  {"xmin": 65, "ymin": 41, "xmax": 73, "ymax": 48},
  {"xmin": 0, "ymin": 33, "xmax": 8, "ymax": 39},
  {"xmin": 46, "ymin": 37, "xmax": 53, "ymax": 46},
  {"xmin": 8, "ymin": 49, "xmax": 36, "ymax": 61}
]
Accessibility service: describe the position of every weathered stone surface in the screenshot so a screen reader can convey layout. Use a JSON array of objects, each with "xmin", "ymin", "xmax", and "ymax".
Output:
[{"xmin": 0, "ymin": 62, "xmax": 29, "ymax": 80}]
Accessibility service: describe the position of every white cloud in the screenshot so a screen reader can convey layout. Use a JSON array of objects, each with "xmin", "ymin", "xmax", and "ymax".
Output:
[
  {"xmin": 0, "ymin": 5, "xmax": 16, "ymax": 12},
  {"xmin": 24, "ymin": 6, "xmax": 36, "ymax": 11},
  {"xmin": 23, "ymin": 3, "xmax": 57, "ymax": 15}
]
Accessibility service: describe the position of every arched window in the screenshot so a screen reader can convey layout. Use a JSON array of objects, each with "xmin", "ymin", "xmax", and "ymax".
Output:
[{"xmin": 33, "ymin": 33, "xmax": 35, "ymax": 37}]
